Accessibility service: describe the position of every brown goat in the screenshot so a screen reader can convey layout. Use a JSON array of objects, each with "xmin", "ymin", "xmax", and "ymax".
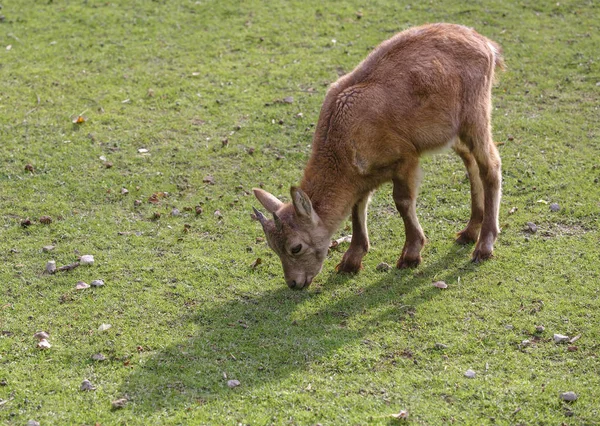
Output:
[{"xmin": 253, "ymin": 23, "xmax": 504, "ymax": 289}]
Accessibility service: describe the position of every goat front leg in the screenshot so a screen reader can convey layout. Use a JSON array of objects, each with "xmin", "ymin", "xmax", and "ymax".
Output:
[
  {"xmin": 336, "ymin": 194, "xmax": 372, "ymax": 273},
  {"xmin": 393, "ymin": 159, "xmax": 426, "ymax": 268}
]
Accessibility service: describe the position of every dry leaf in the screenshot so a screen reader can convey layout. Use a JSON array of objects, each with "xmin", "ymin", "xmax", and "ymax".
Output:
[
  {"xmin": 91, "ymin": 279, "xmax": 105, "ymax": 287},
  {"xmin": 98, "ymin": 323, "xmax": 112, "ymax": 332},
  {"xmin": 330, "ymin": 235, "xmax": 352, "ymax": 248},
  {"xmin": 75, "ymin": 281, "xmax": 90, "ymax": 290},
  {"xmin": 39, "ymin": 216, "xmax": 52, "ymax": 224},
  {"xmin": 37, "ymin": 339, "xmax": 51, "ymax": 349},
  {"xmin": 57, "ymin": 262, "xmax": 80, "ymax": 272},
  {"xmin": 432, "ymin": 281, "xmax": 448, "ymax": 289},
  {"xmin": 72, "ymin": 115, "xmax": 87, "ymax": 124},
  {"xmin": 34, "ymin": 331, "xmax": 49, "ymax": 341},
  {"xmin": 390, "ymin": 410, "xmax": 409, "ymax": 420},
  {"xmin": 251, "ymin": 258, "xmax": 262, "ymax": 269}
]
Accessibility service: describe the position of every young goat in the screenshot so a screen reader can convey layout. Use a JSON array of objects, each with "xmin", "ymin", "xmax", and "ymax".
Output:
[{"xmin": 253, "ymin": 23, "xmax": 504, "ymax": 289}]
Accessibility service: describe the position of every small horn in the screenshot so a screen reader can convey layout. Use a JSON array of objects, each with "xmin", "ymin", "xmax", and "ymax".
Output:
[
  {"xmin": 272, "ymin": 212, "xmax": 283, "ymax": 231},
  {"xmin": 252, "ymin": 207, "xmax": 267, "ymax": 225}
]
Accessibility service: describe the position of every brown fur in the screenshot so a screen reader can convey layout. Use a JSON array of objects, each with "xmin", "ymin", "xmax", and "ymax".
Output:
[{"xmin": 254, "ymin": 23, "xmax": 504, "ymax": 289}]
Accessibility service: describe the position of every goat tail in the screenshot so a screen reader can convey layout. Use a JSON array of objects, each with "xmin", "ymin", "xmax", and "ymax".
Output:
[{"xmin": 487, "ymin": 40, "xmax": 506, "ymax": 71}]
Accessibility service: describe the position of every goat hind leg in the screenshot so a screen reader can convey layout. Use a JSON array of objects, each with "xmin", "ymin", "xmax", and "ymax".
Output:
[
  {"xmin": 453, "ymin": 144, "xmax": 484, "ymax": 245},
  {"xmin": 470, "ymin": 138, "xmax": 502, "ymax": 262}
]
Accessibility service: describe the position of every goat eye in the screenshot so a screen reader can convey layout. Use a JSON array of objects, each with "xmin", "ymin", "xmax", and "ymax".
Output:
[{"xmin": 291, "ymin": 244, "xmax": 302, "ymax": 254}]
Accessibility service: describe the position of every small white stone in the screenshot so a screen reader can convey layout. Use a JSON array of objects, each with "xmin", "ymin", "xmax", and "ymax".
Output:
[
  {"xmin": 90, "ymin": 279, "xmax": 105, "ymax": 287},
  {"xmin": 227, "ymin": 379, "xmax": 241, "ymax": 388},
  {"xmin": 98, "ymin": 323, "xmax": 112, "ymax": 332},
  {"xmin": 37, "ymin": 339, "xmax": 52, "ymax": 349},
  {"xmin": 45, "ymin": 260, "xmax": 57, "ymax": 274},
  {"xmin": 465, "ymin": 369, "xmax": 476, "ymax": 379},
  {"xmin": 80, "ymin": 255, "xmax": 94, "ymax": 265},
  {"xmin": 554, "ymin": 334, "xmax": 570, "ymax": 343},
  {"xmin": 138, "ymin": 148, "xmax": 149, "ymax": 153}
]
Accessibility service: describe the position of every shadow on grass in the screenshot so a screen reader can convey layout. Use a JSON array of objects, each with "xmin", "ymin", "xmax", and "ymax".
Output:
[{"xmin": 119, "ymin": 244, "xmax": 476, "ymax": 415}]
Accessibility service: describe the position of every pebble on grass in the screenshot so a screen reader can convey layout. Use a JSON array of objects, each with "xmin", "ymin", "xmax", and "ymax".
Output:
[
  {"xmin": 92, "ymin": 353, "xmax": 107, "ymax": 361},
  {"xmin": 45, "ymin": 260, "xmax": 57, "ymax": 274},
  {"xmin": 559, "ymin": 391, "xmax": 578, "ymax": 402},
  {"xmin": 80, "ymin": 255, "xmax": 94, "ymax": 265},
  {"xmin": 91, "ymin": 279, "xmax": 105, "ymax": 287},
  {"xmin": 554, "ymin": 334, "xmax": 570, "ymax": 344},
  {"xmin": 376, "ymin": 262, "xmax": 391, "ymax": 272},
  {"xmin": 464, "ymin": 369, "xmax": 476, "ymax": 379},
  {"xmin": 80, "ymin": 380, "xmax": 96, "ymax": 391},
  {"xmin": 227, "ymin": 379, "xmax": 241, "ymax": 388},
  {"xmin": 111, "ymin": 398, "xmax": 128, "ymax": 409}
]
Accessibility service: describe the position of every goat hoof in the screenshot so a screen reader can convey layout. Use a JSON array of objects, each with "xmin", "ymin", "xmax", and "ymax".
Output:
[
  {"xmin": 471, "ymin": 248, "xmax": 493, "ymax": 263},
  {"xmin": 456, "ymin": 230, "xmax": 478, "ymax": 245},
  {"xmin": 335, "ymin": 260, "xmax": 363, "ymax": 274},
  {"xmin": 396, "ymin": 255, "xmax": 421, "ymax": 269}
]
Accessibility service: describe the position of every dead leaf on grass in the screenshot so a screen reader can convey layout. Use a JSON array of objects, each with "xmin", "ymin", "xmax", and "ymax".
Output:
[
  {"xmin": 39, "ymin": 216, "xmax": 52, "ymax": 225},
  {"xmin": 390, "ymin": 410, "xmax": 409, "ymax": 420},
  {"xmin": 34, "ymin": 331, "xmax": 49, "ymax": 341},
  {"xmin": 432, "ymin": 281, "xmax": 448, "ymax": 289},
  {"xmin": 37, "ymin": 339, "xmax": 51, "ymax": 349},
  {"xmin": 111, "ymin": 398, "xmax": 128, "ymax": 409},
  {"xmin": 75, "ymin": 281, "xmax": 90, "ymax": 290},
  {"xmin": 250, "ymin": 258, "xmax": 262, "ymax": 269}
]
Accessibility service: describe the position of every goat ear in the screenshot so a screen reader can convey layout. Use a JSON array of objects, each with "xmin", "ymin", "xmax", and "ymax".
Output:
[
  {"xmin": 253, "ymin": 188, "xmax": 283, "ymax": 213},
  {"xmin": 291, "ymin": 186, "xmax": 318, "ymax": 223}
]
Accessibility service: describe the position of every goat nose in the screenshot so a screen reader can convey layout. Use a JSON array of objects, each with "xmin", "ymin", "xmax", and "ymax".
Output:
[{"xmin": 287, "ymin": 280, "xmax": 297, "ymax": 289}]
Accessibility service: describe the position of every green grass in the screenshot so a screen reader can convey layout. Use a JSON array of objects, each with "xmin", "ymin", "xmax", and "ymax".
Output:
[{"xmin": 1, "ymin": 0, "xmax": 599, "ymax": 424}]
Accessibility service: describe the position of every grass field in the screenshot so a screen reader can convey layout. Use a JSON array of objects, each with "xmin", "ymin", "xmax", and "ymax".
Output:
[{"xmin": 1, "ymin": 0, "xmax": 599, "ymax": 424}]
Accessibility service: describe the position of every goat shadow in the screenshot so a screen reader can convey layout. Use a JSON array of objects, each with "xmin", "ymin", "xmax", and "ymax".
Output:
[{"xmin": 118, "ymin": 243, "xmax": 477, "ymax": 417}]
